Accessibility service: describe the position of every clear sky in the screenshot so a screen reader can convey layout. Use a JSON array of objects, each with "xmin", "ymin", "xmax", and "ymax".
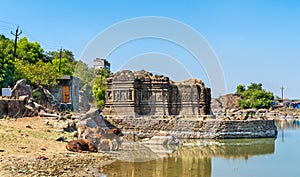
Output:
[{"xmin": 0, "ymin": 0, "xmax": 300, "ymax": 98}]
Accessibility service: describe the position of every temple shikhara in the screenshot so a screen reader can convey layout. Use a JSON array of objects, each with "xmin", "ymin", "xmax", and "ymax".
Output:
[{"xmin": 103, "ymin": 70, "xmax": 211, "ymax": 116}]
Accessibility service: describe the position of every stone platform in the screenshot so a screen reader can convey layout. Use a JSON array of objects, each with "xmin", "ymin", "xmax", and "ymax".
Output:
[{"xmin": 104, "ymin": 116, "xmax": 278, "ymax": 140}]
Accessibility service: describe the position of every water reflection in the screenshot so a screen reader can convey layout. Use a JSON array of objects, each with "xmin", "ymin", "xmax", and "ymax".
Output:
[
  {"xmin": 275, "ymin": 120, "xmax": 300, "ymax": 142},
  {"xmin": 275, "ymin": 119, "xmax": 300, "ymax": 130},
  {"xmin": 100, "ymin": 138, "xmax": 275, "ymax": 177}
]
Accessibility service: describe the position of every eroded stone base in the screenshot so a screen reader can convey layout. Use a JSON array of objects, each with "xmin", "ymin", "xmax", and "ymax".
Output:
[{"xmin": 104, "ymin": 116, "xmax": 278, "ymax": 140}]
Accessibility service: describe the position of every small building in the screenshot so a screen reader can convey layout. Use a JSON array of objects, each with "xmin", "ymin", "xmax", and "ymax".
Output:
[
  {"xmin": 93, "ymin": 58, "xmax": 110, "ymax": 71},
  {"xmin": 50, "ymin": 75, "xmax": 79, "ymax": 112}
]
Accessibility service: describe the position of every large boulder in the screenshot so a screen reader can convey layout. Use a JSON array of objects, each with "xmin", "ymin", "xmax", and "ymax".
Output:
[
  {"xmin": 32, "ymin": 86, "xmax": 58, "ymax": 109},
  {"xmin": 143, "ymin": 132, "xmax": 179, "ymax": 145},
  {"xmin": 78, "ymin": 109, "xmax": 107, "ymax": 128},
  {"xmin": 24, "ymin": 98, "xmax": 46, "ymax": 117},
  {"xmin": 11, "ymin": 79, "xmax": 32, "ymax": 99},
  {"xmin": 53, "ymin": 120, "xmax": 77, "ymax": 132}
]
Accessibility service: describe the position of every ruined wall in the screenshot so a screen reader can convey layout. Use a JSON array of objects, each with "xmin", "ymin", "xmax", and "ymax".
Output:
[
  {"xmin": 175, "ymin": 79, "xmax": 211, "ymax": 116},
  {"xmin": 104, "ymin": 70, "xmax": 136, "ymax": 116},
  {"xmin": 0, "ymin": 99, "xmax": 26, "ymax": 118},
  {"xmin": 104, "ymin": 116, "xmax": 277, "ymax": 139},
  {"xmin": 103, "ymin": 70, "xmax": 211, "ymax": 116}
]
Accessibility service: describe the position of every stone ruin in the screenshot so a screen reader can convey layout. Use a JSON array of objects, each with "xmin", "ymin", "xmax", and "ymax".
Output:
[
  {"xmin": 211, "ymin": 94, "xmax": 241, "ymax": 114},
  {"xmin": 0, "ymin": 79, "xmax": 83, "ymax": 118},
  {"xmin": 103, "ymin": 70, "xmax": 211, "ymax": 117}
]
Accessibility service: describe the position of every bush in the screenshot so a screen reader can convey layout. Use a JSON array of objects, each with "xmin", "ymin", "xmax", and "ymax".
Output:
[{"xmin": 236, "ymin": 83, "xmax": 274, "ymax": 109}]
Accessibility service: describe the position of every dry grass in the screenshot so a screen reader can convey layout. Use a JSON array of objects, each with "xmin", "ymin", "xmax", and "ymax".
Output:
[
  {"xmin": 0, "ymin": 117, "xmax": 67, "ymax": 155},
  {"xmin": 0, "ymin": 117, "xmax": 113, "ymax": 176}
]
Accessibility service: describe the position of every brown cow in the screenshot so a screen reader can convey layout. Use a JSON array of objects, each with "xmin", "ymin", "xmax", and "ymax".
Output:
[
  {"xmin": 98, "ymin": 128, "xmax": 124, "ymax": 151},
  {"xmin": 66, "ymin": 139, "xmax": 97, "ymax": 153},
  {"xmin": 74, "ymin": 124, "xmax": 124, "ymax": 151},
  {"xmin": 77, "ymin": 124, "xmax": 88, "ymax": 139}
]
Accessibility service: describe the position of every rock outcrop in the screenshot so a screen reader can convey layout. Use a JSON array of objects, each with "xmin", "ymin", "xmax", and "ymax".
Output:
[
  {"xmin": 78, "ymin": 109, "xmax": 107, "ymax": 128},
  {"xmin": 211, "ymin": 94, "xmax": 241, "ymax": 114},
  {"xmin": 1, "ymin": 80, "xmax": 66, "ymax": 118},
  {"xmin": 32, "ymin": 86, "xmax": 58, "ymax": 106},
  {"xmin": 11, "ymin": 79, "xmax": 32, "ymax": 99}
]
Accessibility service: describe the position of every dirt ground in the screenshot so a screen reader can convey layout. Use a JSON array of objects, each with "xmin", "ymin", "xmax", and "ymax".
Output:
[{"xmin": 0, "ymin": 117, "xmax": 115, "ymax": 177}]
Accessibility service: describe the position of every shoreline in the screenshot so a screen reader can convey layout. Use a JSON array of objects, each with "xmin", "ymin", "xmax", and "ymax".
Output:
[{"xmin": 0, "ymin": 115, "xmax": 287, "ymax": 176}]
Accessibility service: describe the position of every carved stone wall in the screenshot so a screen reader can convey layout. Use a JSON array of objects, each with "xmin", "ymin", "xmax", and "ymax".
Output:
[{"xmin": 103, "ymin": 70, "xmax": 211, "ymax": 116}]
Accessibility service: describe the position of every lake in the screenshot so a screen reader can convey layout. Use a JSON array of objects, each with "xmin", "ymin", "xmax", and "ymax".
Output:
[{"xmin": 100, "ymin": 120, "xmax": 300, "ymax": 177}]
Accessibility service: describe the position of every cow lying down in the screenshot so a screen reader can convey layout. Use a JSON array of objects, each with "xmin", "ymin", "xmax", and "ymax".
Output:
[
  {"xmin": 66, "ymin": 127, "xmax": 124, "ymax": 152},
  {"xmin": 66, "ymin": 139, "xmax": 97, "ymax": 153}
]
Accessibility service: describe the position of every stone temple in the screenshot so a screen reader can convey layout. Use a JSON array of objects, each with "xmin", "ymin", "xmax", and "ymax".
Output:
[{"xmin": 103, "ymin": 70, "xmax": 211, "ymax": 117}]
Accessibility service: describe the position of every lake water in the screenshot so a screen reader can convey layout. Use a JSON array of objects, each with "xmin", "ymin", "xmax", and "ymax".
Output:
[{"xmin": 100, "ymin": 120, "xmax": 300, "ymax": 177}]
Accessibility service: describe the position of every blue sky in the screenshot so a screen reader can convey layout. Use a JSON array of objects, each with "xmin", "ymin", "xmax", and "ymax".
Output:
[{"xmin": 0, "ymin": 0, "xmax": 300, "ymax": 98}]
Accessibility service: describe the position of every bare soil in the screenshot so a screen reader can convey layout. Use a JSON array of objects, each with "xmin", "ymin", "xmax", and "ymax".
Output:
[{"xmin": 0, "ymin": 117, "xmax": 115, "ymax": 176}]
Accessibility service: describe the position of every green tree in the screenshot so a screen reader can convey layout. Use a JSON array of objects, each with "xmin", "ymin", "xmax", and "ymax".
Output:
[
  {"xmin": 0, "ymin": 34, "xmax": 78, "ymax": 89},
  {"xmin": 73, "ymin": 61, "xmax": 95, "ymax": 98},
  {"xmin": 92, "ymin": 84, "xmax": 106, "ymax": 108},
  {"xmin": 0, "ymin": 35, "xmax": 14, "ymax": 88},
  {"xmin": 247, "ymin": 83, "xmax": 263, "ymax": 91},
  {"xmin": 47, "ymin": 49, "xmax": 75, "ymax": 62},
  {"xmin": 236, "ymin": 84, "xmax": 245, "ymax": 95},
  {"xmin": 92, "ymin": 69, "xmax": 111, "ymax": 109},
  {"xmin": 73, "ymin": 62, "xmax": 112, "ymax": 108},
  {"xmin": 17, "ymin": 37, "xmax": 44, "ymax": 64},
  {"xmin": 236, "ymin": 83, "xmax": 274, "ymax": 109},
  {"xmin": 15, "ymin": 59, "xmax": 61, "ymax": 88},
  {"xmin": 52, "ymin": 58, "xmax": 75, "ymax": 75},
  {"xmin": 47, "ymin": 49, "xmax": 76, "ymax": 75}
]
